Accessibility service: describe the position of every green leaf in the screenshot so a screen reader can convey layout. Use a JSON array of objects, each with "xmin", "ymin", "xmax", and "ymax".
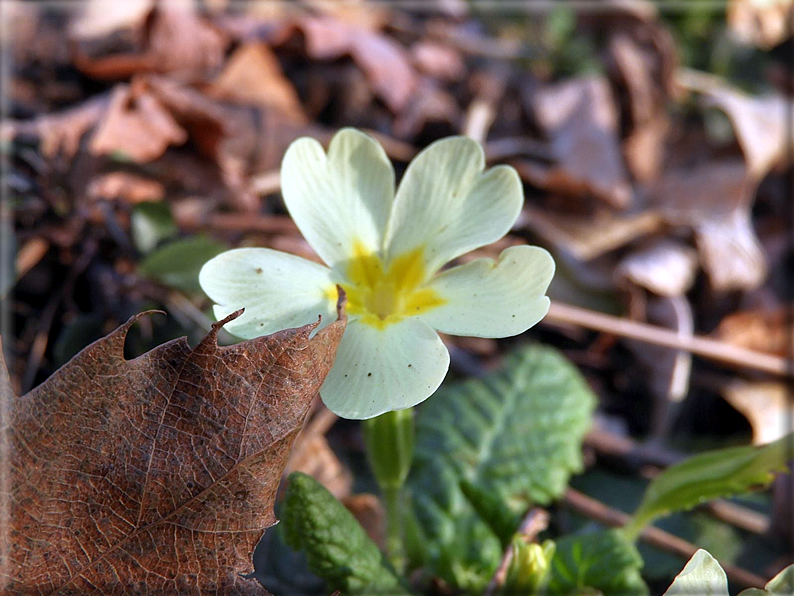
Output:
[
  {"xmin": 624, "ymin": 434, "xmax": 792, "ymax": 539},
  {"xmin": 408, "ymin": 345, "xmax": 596, "ymax": 591},
  {"xmin": 569, "ymin": 467, "xmax": 744, "ymax": 581},
  {"xmin": 740, "ymin": 564, "xmax": 794, "ymax": 596},
  {"xmin": 663, "ymin": 549, "xmax": 728, "ymax": 596},
  {"xmin": 547, "ymin": 530, "xmax": 648, "ymax": 596},
  {"xmin": 459, "ymin": 478, "xmax": 521, "ymax": 548},
  {"xmin": 138, "ymin": 235, "xmax": 226, "ymax": 293},
  {"xmin": 131, "ymin": 202, "xmax": 178, "ymax": 254},
  {"xmin": 663, "ymin": 551, "xmax": 794, "ymax": 596},
  {"xmin": 0, "ymin": 217, "xmax": 17, "ymax": 300},
  {"xmin": 281, "ymin": 472, "xmax": 412, "ymax": 596}
]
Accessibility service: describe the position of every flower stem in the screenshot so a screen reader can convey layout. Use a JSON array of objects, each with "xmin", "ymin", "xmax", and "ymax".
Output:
[
  {"xmin": 382, "ymin": 485, "xmax": 405, "ymax": 571},
  {"xmin": 363, "ymin": 408, "xmax": 415, "ymax": 572}
]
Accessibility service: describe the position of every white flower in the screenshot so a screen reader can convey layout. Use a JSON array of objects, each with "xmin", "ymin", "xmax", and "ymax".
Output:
[{"xmin": 199, "ymin": 128, "xmax": 555, "ymax": 419}]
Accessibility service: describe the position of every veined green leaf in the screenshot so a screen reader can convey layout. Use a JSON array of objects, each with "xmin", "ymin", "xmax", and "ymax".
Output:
[
  {"xmin": 547, "ymin": 529, "xmax": 647, "ymax": 596},
  {"xmin": 408, "ymin": 345, "xmax": 596, "ymax": 591},
  {"xmin": 624, "ymin": 434, "xmax": 792, "ymax": 539},
  {"xmin": 281, "ymin": 472, "xmax": 412, "ymax": 596},
  {"xmin": 138, "ymin": 235, "xmax": 227, "ymax": 293}
]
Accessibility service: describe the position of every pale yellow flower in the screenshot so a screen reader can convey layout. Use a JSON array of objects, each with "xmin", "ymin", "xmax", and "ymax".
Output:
[{"xmin": 200, "ymin": 129, "xmax": 554, "ymax": 419}]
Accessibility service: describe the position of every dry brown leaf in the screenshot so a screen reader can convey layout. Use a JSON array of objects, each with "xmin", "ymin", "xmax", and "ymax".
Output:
[
  {"xmin": 411, "ymin": 41, "xmax": 465, "ymax": 82},
  {"xmin": 72, "ymin": 0, "xmax": 227, "ymax": 79},
  {"xmin": 615, "ymin": 239, "xmax": 699, "ymax": 296},
  {"xmin": 1, "ymin": 94, "xmax": 111, "ymax": 159},
  {"xmin": 1, "ymin": 309, "xmax": 345, "ymax": 594},
  {"xmin": 525, "ymin": 77, "xmax": 633, "ymax": 209},
  {"xmin": 606, "ymin": 26, "xmax": 675, "ymax": 183},
  {"xmin": 695, "ymin": 208, "xmax": 768, "ymax": 292},
  {"xmin": 86, "ymin": 172, "xmax": 165, "ymax": 204},
  {"xmin": 298, "ymin": 16, "xmax": 418, "ymax": 112},
  {"xmin": 285, "ymin": 433, "xmax": 352, "ymax": 501},
  {"xmin": 652, "ymin": 159, "xmax": 767, "ymax": 292},
  {"xmin": 342, "ymin": 494, "xmax": 385, "ymax": 547},
  {"xmin": 682, "ymin": 72, "xmax": 789, "ymax": 181},
  {"xmin": 722, "ymin": 381, "xmax": 791, "ymax": 444},
  {"xmin": 85, "ymin": 74, "xmax": 291, "ymax": 211},
  {"xmin": 89, "ymin": 81, "xmax": 187, "ymax": 162},
  {"xmin": 70, "ymin": 0, "xmax": 155, "ymax": 40},
  {"xmin": 300, "ymin": 0, "xmax": 390, "ymax": 31},
  {"xmin": 205, "ymin": 42, "xmax": 306, "ymax": 124},
  {"xmin": 622, "ymin": 117, "xmax": 669, "ymax": 184},
  {"xmin": 522, "ymin": 203, "xmax": 661, "ymax": 261},
  {"xmin": 715, "ymin": 306, "xmax": 793, "ymax": 357},
  {"xmin": 728, "ymin": 0, "xmax": 794, "ymax": 50},
  {"xmin": 392, "ymin": 78, "xmax": 460, "ymax": 138}
]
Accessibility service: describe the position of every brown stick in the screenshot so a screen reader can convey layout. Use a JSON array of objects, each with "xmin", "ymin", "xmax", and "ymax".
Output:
[
  {"xmin": 250, "ymin": 170, "xmax": 281, "ymax": 196},
  {"xmin": 544, "ymin": 302, "xmax": 792, "ymax": 377},
  {"xmin": 15, "ymin": 238, "xmax": 50, "ymax": 280},
  {"xmin": 563, "ymin": 488, "xmax": 767, "ymax": 590}
]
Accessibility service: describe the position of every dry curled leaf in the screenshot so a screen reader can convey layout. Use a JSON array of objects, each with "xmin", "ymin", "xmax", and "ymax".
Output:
[
  {"xmin": 722, "ymin": 381, "xmax": 791, "ymax": 445},
  {"xmin": 606, "ymin": 27, "xmax": 675, "ymax": 183},
  {"xmin": 679, "ymin": 69, "xmax": 790, "ymax": 181},
  {"xmin": 652, "ymin": 159, "xmax": 767, "ymax": 292},
  {"xmin": 71, "ymin": 0, "xmax": 227, "ymax": 79},
  {"xmin": 295, "ymin": 15, "xmax": 418, "ymax": 112},
  {"xmin": 342, "ymin": 494, "xmax": 385, "ymax": 547},
  {"xmin": 0, "ymin": 309, "xmax": 345, "ymax": 594},
  {"xmin": 522, "ymin": 203, "xmax": 661, "ymax": 262},
  {"xmin": 1, "ymin": 94, "xmax": 111, "ymax": 159},
  {"xmin": 411, "ymin": 41, "xmax": 465, "ymax": 82},
  {"xmin": 86, "ymin": 172, "xmax": 165, "ymax": 204},
  {"xmin": 615, "ymin": 239, "xmax": 699, "ymax": 297},
  {"xmin": 728, "ymin": 0, "xmax": 794, "ymax": 50},
  {"xmin": 525, "ymin": 77, "xmax": 633, "ymax": 209},
  {"xmin": 285, "ymin": 433, "xmax": 352, "ymax": 501},
  {"xmin": 90, "ymin": 81, "xmax": 188, "ymax": 162},
  {"xmin": 70, "ymin": 0, "xmax": 155, "ymax": 40},
  {"xmin": 205, "ymin": 42, "xmax": 307, "ymax": 124},
  {"xmin": 714, "ymin": 306, "xmax": 793, "ymax": 357}
]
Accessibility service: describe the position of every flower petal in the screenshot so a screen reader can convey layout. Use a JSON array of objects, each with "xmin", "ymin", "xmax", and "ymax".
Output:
[
  {"xmin": 320, "ymin": 318, "xmax": 450, "ymax": 419},
  {"xmin": 385, "ymin": 136, "xmax": 523, "ymax": 274},
  {"xmin": 198, "ymin": 248, "xmax": 336, "ymax": 339},
  {"xmin": 281, "ymin": 128, "xmax": 395, "ymax": 270},
  {"xmin": 421, "ymin": 245, "xmax": 555, "ymax": 338}
]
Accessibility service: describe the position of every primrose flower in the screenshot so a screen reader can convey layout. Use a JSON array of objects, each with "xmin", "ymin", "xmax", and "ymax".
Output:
[{"xmin": 199, "ymin": 128, "xmax": 554, "ymax": 419}]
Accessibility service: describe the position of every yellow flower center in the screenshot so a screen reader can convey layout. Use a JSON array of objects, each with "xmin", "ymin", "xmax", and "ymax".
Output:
[{"xmin": 332, "ymin": 240, "xmax": 446, "ymax": 329}]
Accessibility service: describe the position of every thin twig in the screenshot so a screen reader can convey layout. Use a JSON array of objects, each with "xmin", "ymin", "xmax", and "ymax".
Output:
[
  {"xmin": 176, "ymin": 211, "xmax": 299, "ymax": 235},
  {"xmin": 305, "ymin": 406, "xmax": 338, "ymax": 439},
  {"xmin": 15, "ymin": 237, "xmax": 49, "ymax": 280},
  {"xmin": 462, "ymin": 100, "xmax": 496, "ymax": 144},
  {"xmin": 250, "ymin": 170, "xmax": 281, "ymax": 196},
  {"xmin": 544, "ymin": 301, "xmax": 792, "ymax": 377},
  {"xmin": 563, "ymin": 488, "xmax": 767, "ymax": 590},
  {"xmin": 484, "ymin": 508, "xmax": 550, "ymax": 596}
]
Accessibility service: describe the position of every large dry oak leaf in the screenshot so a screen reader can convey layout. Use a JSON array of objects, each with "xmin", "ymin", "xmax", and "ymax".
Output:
[{"xmin": 1, "ymin": 309, "xmax": 345, "ymax": 595}]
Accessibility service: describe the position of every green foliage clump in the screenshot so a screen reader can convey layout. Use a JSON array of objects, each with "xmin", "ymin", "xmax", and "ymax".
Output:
[{"xmin": 281, "ymin": 472, "xmax": 412, "ymax": 596}]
